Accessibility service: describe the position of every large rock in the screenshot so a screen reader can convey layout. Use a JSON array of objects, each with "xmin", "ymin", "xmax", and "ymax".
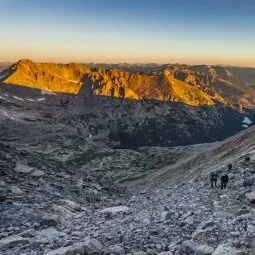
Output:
[
  {"xmin": 181, "ymin": 240, "xmax": 214, "ymax": 255},
  {"xmin": 34, "ymin": 227, "xmax": 63, "ymax": 245},
  {"xmin": 245, "ymin": 191, "xmax": 255, "ymax": 204},
  {"xmin": 59, "ymin": 199, "xmax": 82, "ymax": 211},
  {"xmin": 44, "ymin": 246, "xmax": 69, "ymax": 255},
  {"xmin": 107, "ymin": 244, "xmax": 125, "ymax": 254},
  {"xmin": 9, "ymin": 185, "xmax": 24, "ymax": 195},
  {"xmin": 100, "ymin": 206, "xmax": 130, "ymax": 215},
  {"xmin": 212, "ymin": 245, "xmax": 244, "ymax": 255},
  {"xmin": 160, "ymin": 211, "xmax": 172, "ymax": 221},
  {"xmin": 0, "ymin": 235, "xmax": 29, "ymax": 249},
  {"xmin": 14, "ymin": 163, "xmax": 34, "ymax": 173},
  {"xmin": 83, "ymin": 237, "xmax": 103, "ymax": 254},
  {"xmin": 40, "ymin": 215, "xmax": 58, "ymax": 227},
  {"xmin": 44, "ymin": 238, "xmax": 103, "ymax": 255},
  {"xmin": 30, "ymin": 169, "xmax": 45, "ymax": 177}
]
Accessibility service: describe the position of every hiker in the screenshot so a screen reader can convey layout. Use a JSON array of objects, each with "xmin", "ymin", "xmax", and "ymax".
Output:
[
  {"xmin": 210, "ymin": 172, "xmax": 218, "ymax": 188},
  {"xmin": 221, "ymin": 164, "xmax": 231, "ymax": 190},
  {"xmin": 221, "ymin": 174, "xmax": 229, "ymax": 190}
]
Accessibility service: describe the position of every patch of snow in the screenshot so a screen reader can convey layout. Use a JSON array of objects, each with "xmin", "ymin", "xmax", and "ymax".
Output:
[
  {"xmin": 12, "ymin": 96, "xmax": 24, "ymax": 101},
  {"xmin": 37, "ymin": 98, "xmax": 45, "ymax": 102},
  {"xmin": 0, "ymin": 96, "xmax": 11, "ymax": 102},
  {"xmin": 242, "ymin": 117, "xmax": 253, "ymax": 125},
  {"xmin": 242, "ymin": 124, "xmax": 249, "ymax": 128},
  {"xmin": 41, "ymin": 91, "xmax": 56, "ymax": 95}
]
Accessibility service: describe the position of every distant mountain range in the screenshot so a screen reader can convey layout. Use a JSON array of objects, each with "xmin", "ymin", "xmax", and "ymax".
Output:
[{"xmin": 1, "ymin": 59, "xmax": 255, "ymax": 110}]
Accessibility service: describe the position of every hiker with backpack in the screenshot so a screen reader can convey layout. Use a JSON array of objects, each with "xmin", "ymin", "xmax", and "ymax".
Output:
[
  {"xmin": 210, "ymin": 172, "xmax": 218, "ymax": 188},
  {"xmin": 220, "ymin": 164, "xmax": 231, "ymax": 190}
]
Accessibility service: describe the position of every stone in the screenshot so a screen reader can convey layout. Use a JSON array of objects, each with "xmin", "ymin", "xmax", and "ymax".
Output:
[
  {"xmin": 245, "ymin": 191, "xmax": 255, "ymax": 203},
  {"xmin": 108, "ymin": 244, "xmax": 125, "ymax": 254},
  {"xmin": 83, "ymin": 237, "xmax": 103, "ymax": 254},
  {"xmin": 44, "ymin": 238, "xmax": 103, "ymax": 255},
  {"xmin": 44, "ymin": 246, "xmax": 70, "ymax": 255},
  {"xmin": 40, "ymin": 215, "xmax": 58, "ymax": 226},
  {"xmin": 157, "ymin": 252, "xmax": 173, "ymax": 255},
  {"xmin": 19, "ymin": 228, "xmax": 36, "ymax": 238},
  {"xmin": 197, "ymin": 245, "xmax": 215, "ymax": 254},
  {"xmin": 101, "ymin": 205, "xmax": 130, "ymax": 215},
  {"xmin": 60, "ymin": 199, "xmax": 82, "ymax": 211},
  {"xmin": 247, "ymin": 224, "xmax": 255, "ymax": 234},
  {"xmin": 30, "ymin": 170, "xmax": 45, "ymax": 177},
  {"xmin": 212, "ymin": 245, "xmax": 245, "ymax": 255},
  {"xmin": 182, "ymin": 240, "xmax": 214, "ymax": 254},
  {"xmin": 9, "ymin": 185, "xmax": 24, "ymax": 195},
  {"xmin": 0, "ymin": 235, "xmax": 29, "ymax": 249},
  {"xmin": 34, "ymin": 227, "xmax": 63, "ymax": 245},
  {"xmin": 243, "ymin": 177, "xmax": 255, "ymax": 187},
  {"xmin": 53, "ymin": 205, "xmax": 77, "ymax": 219},
  {"xmin": 14, "ymin": 163, "xmax": 34, "ymax": 174},
  {"xmin": 160, "ymin": 211, "xmax": 172, "ymax": 221}
]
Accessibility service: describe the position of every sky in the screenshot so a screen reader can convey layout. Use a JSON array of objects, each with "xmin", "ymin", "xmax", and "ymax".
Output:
[{"xmin": 0, "ymin": 0, "xmax": 255, "ymax": 66}]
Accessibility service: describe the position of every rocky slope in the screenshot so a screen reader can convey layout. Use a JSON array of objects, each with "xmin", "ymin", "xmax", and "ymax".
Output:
[{"xmin": 1, "ymin": 120, "xmax": 255, "ymax": 254}]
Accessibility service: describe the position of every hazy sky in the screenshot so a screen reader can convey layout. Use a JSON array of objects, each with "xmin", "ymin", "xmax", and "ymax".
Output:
[{"xmin": 0, "ymin": 0, "xmax": 255, "ymax": 66}]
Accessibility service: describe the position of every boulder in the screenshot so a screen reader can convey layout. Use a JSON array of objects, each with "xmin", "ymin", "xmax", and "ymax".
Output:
[
  {"xmin": 83, "ymin": 237, "xmax": 103, "ymax": 254},
  {"xmin": 19, "ymin": 228, "xmax": 36, "ymax": 238},
  {"xmin": 14, "ymin": 163, "xmax": 34, "ymax": 174},
  {"xmin": 160, "ymin": 211, "xmax": 172, "ymax": 221},
  {"xmin": 44, "ymin": 246, "xmax": 70, "ymax": 255},
  {"xmin": 30, "ymin": 170, "xmax": 45, "ymax": 177},
  {"xmin": 34, "ymin": 227, "xmax": 63, "ymax": 245},
  {"xmin": 0, "ymin": 235, "xmax": 29, "ymax": 249},
  {"xmin": 101, "ymin": 206, "xmax": 130, "ymax": 215},
  {"xmin": 44, "ymin": 238, "xmax": 103, "ymax": 255},
  {"xmin": 59, "ymin": 199, "xmax": 82, "ymax": 211},
  {"xmin": 107, "ymin": 244, "xmax": 125, "ymax": 254},
  {"xmin": 181, "ymin": 240, "xmax": 214, "ymax": 255},
  {"xmin": 245, "ymin": 191, "xmax": 255, "ymax": 204},
  {"xmin": 9, "ymin": 185, "xmax": 24, "ymax": 195},
  {"xmin": 212, "ymin": 245, "xmax": 244, "ymax": 255},
  {"xmin": 243, "ymin": 177, "xmax": 255, "ymax": 187},
  {"xmin": 40, "ymin": 215, "xmax": 58, "ymax": 227}
]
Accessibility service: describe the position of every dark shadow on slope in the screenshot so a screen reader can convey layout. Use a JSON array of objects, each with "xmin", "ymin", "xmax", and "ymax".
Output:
[{"xmin": 0, "ymin": 82, "xmax": 254, "ymax": 148}]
